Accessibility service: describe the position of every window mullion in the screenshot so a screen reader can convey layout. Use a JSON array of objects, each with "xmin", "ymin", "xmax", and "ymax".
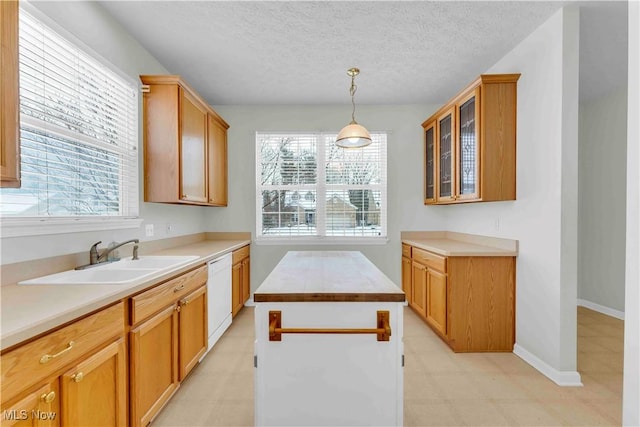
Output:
[{"xmin": 316, "ymin": 133, "xmax": 327, "ymax": 237}]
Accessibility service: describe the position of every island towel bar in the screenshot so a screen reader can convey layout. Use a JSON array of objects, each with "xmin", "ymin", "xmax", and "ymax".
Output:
[{"xmin": 268, "ymin": 310, "xmax": 391, "ymax": 342}]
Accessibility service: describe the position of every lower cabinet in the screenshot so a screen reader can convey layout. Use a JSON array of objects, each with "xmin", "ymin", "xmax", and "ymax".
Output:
[
  {"xmin": 129, "ymin": 265, "xmax": 208, "ymax": 426},
  {"xmin": 410, "ymin": 261, "xmax": 427, "ymax": 318},
  {"xmin": 178, "ymin": 286, "xmax": 208, "ymax": 380},
  {"xmin": 232, "ymin": 245, "xmax": 250, "ymax": 317},
  {"xmin": 403, "ymin": 244, "xmax": 515, "ymax": 352},
  {"xmin": 61, "ymin": 339, "xmax": 127, "ymax": 426},
  {"xmin": 401, "ymin": 251, "xmax": 412, "ymax": 304},
  {"xmin": 425, "ymin": 269, "xmax": 447, "ymax": 336},
  {"xmin": 130, "ymin": 305, "xmax": 179, "ymax": 427},
  {"xmin": 1, "ymin": 381, "xmax": 59, "ymax": 427},
  {"xmin": 0, "ymin": 302, "xmax": 126, "ymax": 427}
]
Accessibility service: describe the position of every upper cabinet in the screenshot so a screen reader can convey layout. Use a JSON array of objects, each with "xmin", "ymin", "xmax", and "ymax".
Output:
[
  {"xmin": 1, "ymin": 0, "xmax": 20, "ymax": 188},
  {"xmin": 140, "ymin": 75, "xmax": 229, "ymax": 206},
  {"xmin": 422, "ymin": 74, "xmax": 520, "ymax": 205}
]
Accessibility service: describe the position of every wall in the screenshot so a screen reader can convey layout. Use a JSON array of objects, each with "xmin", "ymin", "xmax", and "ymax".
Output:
[
  {"xmin": 623, "ymin": 1, "xmax": 640, "ymax": 424},
  {"xmin": 206, "ymin": 104, "xmax": 446, "ymax": 288},
  {"xmin": 0, "ymin": 1, "xmax": 209, "ymax": 265},
  {"xmin": 440, "ymin": 7, "xmax": 582, "ymax": 383},
  {"xmin": 578, "ymin": 88, "xmax": 627, "ymax": 316}
]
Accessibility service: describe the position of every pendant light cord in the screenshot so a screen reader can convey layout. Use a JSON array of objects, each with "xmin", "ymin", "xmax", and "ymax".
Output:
[{"xmin": 350, "ymin": 74, "xmax": 357, "ymax": 124}]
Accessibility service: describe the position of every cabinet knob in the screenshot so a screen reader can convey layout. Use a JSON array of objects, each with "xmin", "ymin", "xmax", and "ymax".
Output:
[
  {"xmin": 41, "ymin": 391, "xmax": 56, "ymax": 403},
  {"xmin": 72, "ymin": 372, "xmax": 84, "ymax": 383},
  {"xmin": 181, "ymin": 299, "xmax": 189, "ymax": 306}
]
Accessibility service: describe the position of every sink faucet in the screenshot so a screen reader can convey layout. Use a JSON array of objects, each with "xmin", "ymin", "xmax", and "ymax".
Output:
[{"xmin": 89, "ymin": 239, "xmax": 140, "ymax": 265}]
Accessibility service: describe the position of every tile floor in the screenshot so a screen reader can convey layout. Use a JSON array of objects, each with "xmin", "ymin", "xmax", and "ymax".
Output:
[{"xmin": 151, "ymin": 305, "xmax": 623, "ymax": 426}]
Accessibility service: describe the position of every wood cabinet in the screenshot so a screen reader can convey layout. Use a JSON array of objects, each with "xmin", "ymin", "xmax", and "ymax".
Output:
[
  {"xmin": 1, "ymin": 303, "xmax": 126, "ymax": 426},
  {"xmin": 410, "ymin": 261, "xmax": 427, "ymax": 318},
  {"xmin": 207, "ymin": 114, "xmax": 228, "ymax": 206},
  {"xmin": 403, "ymin": 244, "xmax": 515, "ymax": 352},
  {"xmin": 129, "ymin": 265, "xmax": 208, "ymax": 426},
  {"xmin": 140, "ymin": 75, "xmax": 229, "ymax": 206},
  {"xmin": 1, "ymin": 381, "xmax": 59, "ymax": 427},
  {"xmin": 178, "ymin": 286, "xmax": 207, "ymax": 380},
  {"xmin": 232, "ymin": 245, "xmax": 250, "ymax": 317},
  {"xmin": 60, "ymin": 339, "xmax": 127, "ymax": 427},
  {"xmin": 130, "ymin": 305, "xmax": 178, "ymax": 427},
  {"xmin": 1, "ymin": 0, "xmax": 20, "ymax": 188},
  {"xmin": 401, "ymin": 244, "xmax": 412, "ymax": 305},
  {"xmin": 423, "ymin": 74, "xmax": 520, "ymax": 204}
]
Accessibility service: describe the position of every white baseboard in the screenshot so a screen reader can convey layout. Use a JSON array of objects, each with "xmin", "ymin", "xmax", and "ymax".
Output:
[
  {"xmin": 577, "ymin": 299, "xmax": 625, "ymax": 320},
  {"xmin": 513, "ymin": 344, "xmax": 583, "ymax": 386},
  {"xmin": 244, "ymin": 296, "xmax": 256, "ymax": 307}
]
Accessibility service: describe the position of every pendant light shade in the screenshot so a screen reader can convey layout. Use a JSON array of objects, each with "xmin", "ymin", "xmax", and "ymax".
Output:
[{"xmin": 336, "ymin": 68, "xmax": 372, "ymax": 149}]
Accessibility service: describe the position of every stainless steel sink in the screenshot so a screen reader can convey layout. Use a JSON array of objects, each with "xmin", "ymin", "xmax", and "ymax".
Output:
[{"xmin": 19, "ymin": 255, "xmax": 199, "ymax": 286}]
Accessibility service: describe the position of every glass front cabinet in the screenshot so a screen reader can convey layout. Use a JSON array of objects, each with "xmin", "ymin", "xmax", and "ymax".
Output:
[{"xmin": 422, "ymin": 74, "xmax": 519, "ymax": 205}]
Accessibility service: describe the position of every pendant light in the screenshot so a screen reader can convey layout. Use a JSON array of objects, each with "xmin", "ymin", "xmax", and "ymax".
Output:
[{"xmin": 336, "ymin": 68, "xmax": 372, "ymax": 148}]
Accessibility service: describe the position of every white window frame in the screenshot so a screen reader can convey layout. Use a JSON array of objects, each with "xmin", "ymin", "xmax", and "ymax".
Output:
[
  {"xmin": 0, "ymin": 3, "xmax": 142, "ymax": 238},
  {"xmin": 255, "ymin": 132, "xmax": 388, "ymax": 245}
]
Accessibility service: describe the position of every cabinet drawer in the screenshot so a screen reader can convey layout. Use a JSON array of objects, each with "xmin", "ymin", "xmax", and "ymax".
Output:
[
  {"xmin": 412, "ymin": 248, "xmax": 447, "ymax": 273},
  {"xmin": 232, "ymin": 245, "xmax": 250, "ymax": 264},
  {"xmin": 1, "ymin": 302, "xmax": 124, "ymax": 403},
  {"xmin": 402, "ymin": 244, "xmax": 411, "ymax": 258},
  {"xmin": 131, "ymin": 265, "xmax": 207, "ymax": 325}
]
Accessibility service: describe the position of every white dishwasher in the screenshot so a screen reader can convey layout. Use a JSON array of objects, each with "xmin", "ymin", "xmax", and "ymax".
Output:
[{"xmin": 204, "ymin": 253, "xmax": 232, "ymax": 354}]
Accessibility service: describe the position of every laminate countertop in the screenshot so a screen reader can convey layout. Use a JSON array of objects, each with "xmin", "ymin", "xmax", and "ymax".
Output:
[
  {"xmin": 0, "ymin": 239, "xmax": 250, "ymax": 351},
  {"xmin": 402, "ymin": 231, "xmax": 519, "ymax": 257},
  {"xmin": 254, "ymin": 251, "xmax": 405, "ymax": 303}
]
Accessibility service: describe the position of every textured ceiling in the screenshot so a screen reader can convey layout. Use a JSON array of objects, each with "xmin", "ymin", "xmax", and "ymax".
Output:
[{"xmin": 98, "ymin": 1, "xmax": 628, "ymax": 106}]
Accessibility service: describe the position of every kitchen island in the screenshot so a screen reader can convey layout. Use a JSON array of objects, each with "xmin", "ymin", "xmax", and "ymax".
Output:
[{"xmin": 253, "ymin": 251, "xmax": 405, "ymax": 427}]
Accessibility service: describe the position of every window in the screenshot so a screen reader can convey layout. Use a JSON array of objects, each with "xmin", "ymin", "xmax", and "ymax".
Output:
[
  {"xmin": 256, "ymin": 132, "xmax": 387, "ymax": 241},
  {"xmin": 0, "ymin": 8, "xmax": 138, "ymax": 222}
]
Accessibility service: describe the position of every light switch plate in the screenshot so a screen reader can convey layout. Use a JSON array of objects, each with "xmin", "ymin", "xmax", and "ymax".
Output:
[{"xmin": 145, "ymin": 224, "xmax": 154, "ymax": 237}]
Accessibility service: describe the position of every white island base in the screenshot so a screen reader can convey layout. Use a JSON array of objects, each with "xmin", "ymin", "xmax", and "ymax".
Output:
[{"xmin": 253, "ymin": 251, "xmax": 404, "ymax": 426}]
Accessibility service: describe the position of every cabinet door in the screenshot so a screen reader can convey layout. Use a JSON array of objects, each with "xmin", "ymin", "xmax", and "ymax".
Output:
[
  {"xmin": 426, "ymin": 269, "xmax": 447, "ymax": 336},
  {"xmin": 410, "ymin": 261, "xmax": 427, "ymax": 318},
  {"xmin": 1, "ymin": 381, "xmax": 59, "ymax": 427},
  {"xmin": 241, "ymin": 257, "xmax": 250, "ymax": 304},
  {"xmin": 180, "ymin": 89, "xmax": 208, "ymax": 203},
  {"xmin": 178, "ymin": 285, "xmax": 207, "ymax": 380},
  {"xmin": 436, "ymin": 108, "xmax": 456, "ymax": 202},
  {"xmin": 0, "ymin": 0, "xmax": 20, "ymax": 188},
  {"xmin": 231, "ymin": 262, "xmax": 242, "ymax": 317},
  {"xmin": 130, "ymin": 305, "xmax": 178, "ymax": 427},
  {"xmin": 423, "ymin": 122, "xmax": 436, "ymax": 203},
  {"xmin": 207, "ymin": 114, "xmax": 228, "ymax": 206},
  {"xmin": 456, "ymin": 88, "xmax": 480, "ymax": 201},
  {"xmin": 401, "ymin": 256, "xmax": 412, "ymax": 304},
  {"xmin": 60, "ymin": 339, "xmax": 126, "ymax": 427}
]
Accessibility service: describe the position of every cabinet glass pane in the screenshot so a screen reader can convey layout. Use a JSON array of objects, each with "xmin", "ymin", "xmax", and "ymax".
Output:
[
  {"xmin": 425, "ymin": 127, "xmax": 434, "ymax": 200},
  {"xmin": 439, "ymin": 115, "xmax": 452, "ymax": 198},
  {"xmin": 458, "ymin": 97, "xmax": 476, "ymax": 195}
]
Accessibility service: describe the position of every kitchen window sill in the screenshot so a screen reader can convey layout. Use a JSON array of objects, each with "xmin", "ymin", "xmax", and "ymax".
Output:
[{"xmin": 0, "ymin": 217, "xmax": 144, "ymax": 238}]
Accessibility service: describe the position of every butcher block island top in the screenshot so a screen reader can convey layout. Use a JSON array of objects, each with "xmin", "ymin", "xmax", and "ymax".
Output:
[{"xmin": 253, "ymin": 251, "xmax": 405, "ymax": 303}]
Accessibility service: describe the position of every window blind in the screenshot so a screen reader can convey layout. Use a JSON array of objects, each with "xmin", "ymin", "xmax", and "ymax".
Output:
[
  {"xmin": 256, "ymin": 132, "xmax": 387, "ymax": 239},
  {"xmin": 0, "ymin": 9, "xmax": 138, "ymax": 217}
]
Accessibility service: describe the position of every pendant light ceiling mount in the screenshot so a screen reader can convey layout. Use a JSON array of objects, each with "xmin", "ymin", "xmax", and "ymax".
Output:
[{"xmin": 336, "ymin": 67, "xmax": 372, "ymax": 149}]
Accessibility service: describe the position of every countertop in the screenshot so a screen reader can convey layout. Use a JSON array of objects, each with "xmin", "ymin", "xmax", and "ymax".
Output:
[
  {"xmin": 401, "ymin": 231, "xmax": 518, "ymax": 257},
  {"xmin": 0, "ymin": 238, "xmax": 250, "ymax": 351},
  {"xmin": 253, "ymin": 251, "xmax": 405, "ymax": 303}
]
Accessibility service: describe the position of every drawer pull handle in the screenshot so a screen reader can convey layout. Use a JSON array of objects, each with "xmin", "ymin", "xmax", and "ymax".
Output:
[
  {"xmin": 173, "ymin": 284, "xmax": 185, "ymax": 293},
  {"xmin": 269, "ymin": 311, "xmax": 391, "ymax": 342},
  {"xmin": 72, "ymin": 372, "xmax": 84, "ymax": 383},
  {"xmin": 41, "ymin": 391, "xmax": 56, "ymax": 403},
  {"xmin": 40, "ymin": 341, "xmax": 75, "ymax": 364}
]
